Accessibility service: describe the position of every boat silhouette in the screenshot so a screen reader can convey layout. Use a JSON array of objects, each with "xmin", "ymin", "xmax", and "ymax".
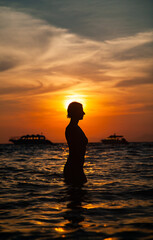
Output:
[
  {"xmin": 9, "ymin": 134, "xmax": 53, "ymax": 145},
  {"xmin": 101, "ymin": 134, "xmax": 128, "ymax": 144}
]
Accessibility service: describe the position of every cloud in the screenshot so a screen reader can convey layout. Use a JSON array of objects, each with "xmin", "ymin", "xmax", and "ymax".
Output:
[
  {"xmin": 0, "ymin": 56, "xmax": 20, "ymax": 72},
  {"xmin": 115, "ymin": 77, "xmax": 153, "ymax": 88},
  {"xmin": 0, "ymin": 80, "xmax": 75, "ymax": 96},
  {"xmin": 0, "ymin": 6, "xmax": 153, "ymax": 99}
]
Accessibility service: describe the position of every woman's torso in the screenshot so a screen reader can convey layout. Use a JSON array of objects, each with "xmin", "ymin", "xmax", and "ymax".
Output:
[{"xmin": 65, "ymin": 124, "xmax": 88, "ymax": 166}]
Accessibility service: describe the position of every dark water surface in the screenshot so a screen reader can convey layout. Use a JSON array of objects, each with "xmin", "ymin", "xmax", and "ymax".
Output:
[{"xmin": 0, "ymin": 143, "xmax": 153, "ymax": 240}]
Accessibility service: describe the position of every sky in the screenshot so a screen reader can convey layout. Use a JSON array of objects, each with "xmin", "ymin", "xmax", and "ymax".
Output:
[{"xmin": 0, "ymin": 0, "xmax": 153, "ymax": 143}]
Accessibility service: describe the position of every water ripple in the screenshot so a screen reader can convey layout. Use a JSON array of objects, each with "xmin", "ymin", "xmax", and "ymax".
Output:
[{"xmin": 0, "ymin": 143, "xmax": 153, "ymax": 239}]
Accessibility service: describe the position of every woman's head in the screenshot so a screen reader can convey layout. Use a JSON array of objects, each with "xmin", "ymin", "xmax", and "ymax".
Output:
[{"xmin": 67, "ymin": 102, "xmax": 85, "ymax": 120}]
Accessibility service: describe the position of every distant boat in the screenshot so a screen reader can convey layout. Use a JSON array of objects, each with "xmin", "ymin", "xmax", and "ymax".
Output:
[
  {"xmin": 101, "ymin": 134, "xmax": 128, "ymax": 144},
  {"xmin": 9, "ymin": 134, "xmax": 53, "ymax": 145}
]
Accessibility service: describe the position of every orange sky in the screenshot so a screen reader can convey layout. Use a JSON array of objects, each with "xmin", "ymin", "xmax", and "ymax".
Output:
[{"xmin": 0, "ymin": 4, "xmax": 153, "ymax": 143}]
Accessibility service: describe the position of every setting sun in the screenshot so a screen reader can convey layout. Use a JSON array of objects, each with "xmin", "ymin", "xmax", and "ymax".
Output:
[{"xmin": 64, "ymin": 94, "xmax": 87, "ymax": 110}]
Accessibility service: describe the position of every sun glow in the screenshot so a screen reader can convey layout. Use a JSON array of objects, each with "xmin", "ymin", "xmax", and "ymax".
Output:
[
  {"xmin": 55, "ymin": 227, "xmax": 65, "ymax": 233},
  {"xmin": 64, "ymin": 94, "xmax": 86, "ymax": 110}
]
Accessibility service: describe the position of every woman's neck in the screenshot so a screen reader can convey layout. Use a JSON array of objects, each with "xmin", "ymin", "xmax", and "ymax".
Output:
[{"xmin": 70, "ymin": 118, "xmax": 79, "ymax": 125}]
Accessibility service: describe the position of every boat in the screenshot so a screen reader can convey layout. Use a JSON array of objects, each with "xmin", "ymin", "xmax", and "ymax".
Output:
[
  {"xmin": 101, "ymin": 134, "xmax": 128, "ymax": 144},
  {"xmin": 9, "ymin": 134, "xmax": 53, "ymax": 145}
]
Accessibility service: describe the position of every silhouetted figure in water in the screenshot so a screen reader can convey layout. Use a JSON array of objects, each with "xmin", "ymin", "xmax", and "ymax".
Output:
[{"xmin": 64, "ymin": 102, "xmax": 88, "ymax": 185}]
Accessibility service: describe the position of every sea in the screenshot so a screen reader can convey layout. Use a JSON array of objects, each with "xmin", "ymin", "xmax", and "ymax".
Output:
[{"xmin": 0, "ymin": 142, "xmax": 153, "ymax": 240}]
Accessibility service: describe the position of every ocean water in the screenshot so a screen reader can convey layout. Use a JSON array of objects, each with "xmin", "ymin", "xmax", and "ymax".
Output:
[{"xmin": 0, "ymin": 142, "xmax": 153, "ymax": 240}]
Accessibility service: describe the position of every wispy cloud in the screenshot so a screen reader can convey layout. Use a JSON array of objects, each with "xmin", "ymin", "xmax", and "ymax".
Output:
[
  {"xmin": 115, "ymin": 77, "xmax": 153, "ymax": 88},
  {"xmin": 0, "ymin": 6, "xmax": 153, "ymax": 99},
  {"xmin": 0, "ymin": 5, "xmax": 153, "ymax": 143}
]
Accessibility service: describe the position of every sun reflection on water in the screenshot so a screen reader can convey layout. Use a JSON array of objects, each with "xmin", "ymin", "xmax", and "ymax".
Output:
[
  {"xmin": 55, "ymin": 227, "xmax": 65, "ymax": 233},
  {"xmin": 104, "ymin": 238, "xmax": 118, "ymax": 240},
  {"xmin": 0, "ymin": 143, "xmax": 153, "ymax": 239}
]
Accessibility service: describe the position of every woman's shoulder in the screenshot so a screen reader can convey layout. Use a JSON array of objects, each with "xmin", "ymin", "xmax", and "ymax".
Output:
[
  {"xmin": 65, "ymin": 124, "xmax": 88, "ymax": 144},
  {"xmin": 65, "ymin": 124, "xmax": 77, "ymax": 136},
  {"xmin": 66, "ymin": 123, "xmax": 77, "ymax": 131},
  {"xmin": 65, "ymin": 124, "xmax": 84, "ymax": 137}
]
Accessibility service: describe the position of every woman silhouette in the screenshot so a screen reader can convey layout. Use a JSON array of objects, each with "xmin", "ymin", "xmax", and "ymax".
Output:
[{"xmin": 64, "ymin": 102, "xmax": 88, "ymax": 185}]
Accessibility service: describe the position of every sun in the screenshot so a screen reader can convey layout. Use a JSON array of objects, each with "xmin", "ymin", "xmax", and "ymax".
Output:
[{"xmin": 64, "ymin": 94, "xmax": 86, "ymax": 110}]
